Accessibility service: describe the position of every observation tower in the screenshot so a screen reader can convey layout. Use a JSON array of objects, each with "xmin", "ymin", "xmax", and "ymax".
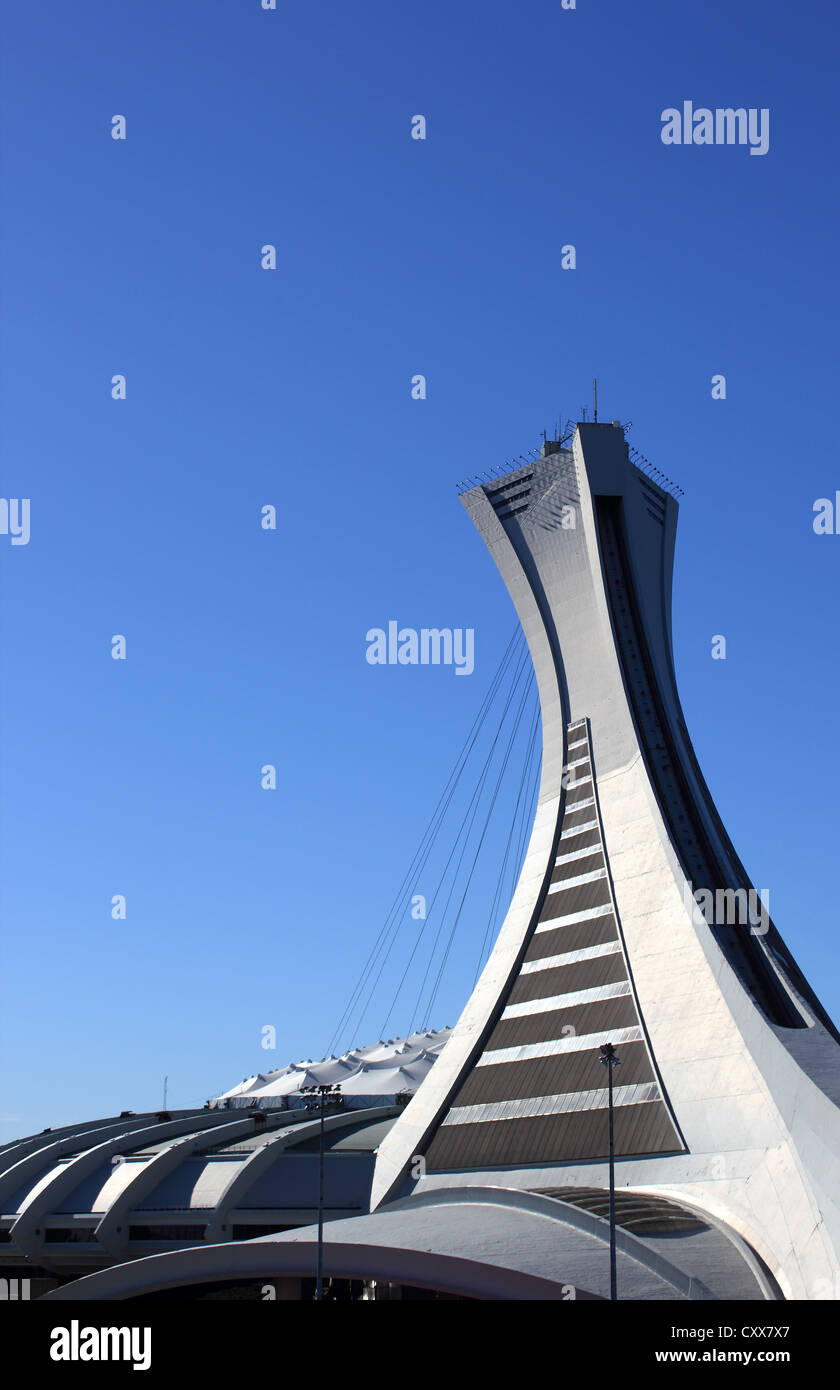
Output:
[{"xmin": 371, "ymin": 421, "xmax": 840, "ymax": 1301}]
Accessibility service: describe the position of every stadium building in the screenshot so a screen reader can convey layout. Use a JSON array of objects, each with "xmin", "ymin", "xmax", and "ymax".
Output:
[{"xmin": 6, "ymin": 421, "xmax": 839, "ymax": 1302}]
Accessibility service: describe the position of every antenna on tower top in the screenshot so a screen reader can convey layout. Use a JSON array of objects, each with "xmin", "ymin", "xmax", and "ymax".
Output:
[{"xmin": 593, "ymin": 378, "xmax": 598, "ymax": 423}]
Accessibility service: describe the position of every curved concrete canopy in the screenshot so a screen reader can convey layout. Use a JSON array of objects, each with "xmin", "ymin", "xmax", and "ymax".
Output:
[{"xmin": 44, "ymin": 1187, "xmax": 713, "ymax": 1302}]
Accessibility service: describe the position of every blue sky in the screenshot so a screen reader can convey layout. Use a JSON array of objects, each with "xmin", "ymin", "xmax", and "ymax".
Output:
[{"xmin": 2, "ymin": 0, "xmax": 838, "ymax": 1138}]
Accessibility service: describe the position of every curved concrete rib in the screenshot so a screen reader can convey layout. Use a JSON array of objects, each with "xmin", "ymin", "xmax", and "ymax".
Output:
[
  {"xmin": 0, "ymin": 1116, "xmax": 183, "ymax": 1211},
  {"xmin": 204, "ymin": 1106, "xmax": 397, "ymax": 1244},
  {"xmin": 94, "ymin": 1117, "xmax": 270, "ymax": 1257},
  {"xmin": 9, "ymin": 1111, "xmax": 260, "ymax": 1262},
  {"xmin": 0, "ymin": 1113, "xmax": 177, "ymax": 1171}
]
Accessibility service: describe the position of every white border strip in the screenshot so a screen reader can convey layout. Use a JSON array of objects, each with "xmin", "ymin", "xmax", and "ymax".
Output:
[
  {"xmin": 547, "ymin": 867, "xmax": 606, "ymax": 893},
  {"xmin": 516, "ymin": 940, "xmax": 622, "ymax": 979},
  {"xmin": 534, "ymin": 902, "xmax": 614, "ymax": 932},
  {"xmin": 478, "ymin": 1024, "xmax": 642, "ymax": 1066},
  {"xmin": 505, "ymin": 979, "xmax": 631, "ymax": 1010},
  {"xmin": 444, "ymin": 1080, "xmax": 661, "ymax": 1126},
  {"xmin": 555, "ymin": 844, "xmax": 604, "ymax": 866},
  {"xmin": 559, "ymin": 818, "xmax": 599, "ymax": 839}
]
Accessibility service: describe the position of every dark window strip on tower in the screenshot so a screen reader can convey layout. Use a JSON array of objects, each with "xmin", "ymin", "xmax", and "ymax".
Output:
[{"xmin": 424, "ymin": 718, "xmax": 684, "ymax": 1172}]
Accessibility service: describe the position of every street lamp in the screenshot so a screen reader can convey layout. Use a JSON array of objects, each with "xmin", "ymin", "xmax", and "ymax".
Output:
[
  {"xmin": 301, "ymin": 1083, "xmax": 342, "ymax": 1301},
  {"xmin": 599, "ymin": 1042, "xmax": 621, "ymax": 1301}
]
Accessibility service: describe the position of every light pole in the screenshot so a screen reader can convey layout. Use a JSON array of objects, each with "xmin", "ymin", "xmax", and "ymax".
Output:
[
  {"xmin": 302, "ymin": 1083, "xmax": 342, "ymax": 1301},
  {"xmin": 599, "ymin": 1042, "xmax": 621, "ymax": 1301}
]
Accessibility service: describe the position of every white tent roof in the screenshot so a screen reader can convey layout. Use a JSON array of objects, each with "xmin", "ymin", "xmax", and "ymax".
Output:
[{"xmin": 210, "ymin": 1029, "xmax": 451, "ymax": 1104}]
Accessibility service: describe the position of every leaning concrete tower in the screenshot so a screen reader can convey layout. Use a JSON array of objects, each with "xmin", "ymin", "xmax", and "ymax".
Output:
[{"xmin": 371, "ymin": 421, "xmax": 840, "ymax": 1300}]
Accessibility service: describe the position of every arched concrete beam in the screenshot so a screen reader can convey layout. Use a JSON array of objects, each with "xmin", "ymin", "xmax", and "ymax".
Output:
[
  {"xmin": 10, "ymin": 1112, "xmax": 264, "ymax": 1262},
  {"xmin": 205, "ymin": 1106, "xmax": 397, "ymax": 1243}
]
